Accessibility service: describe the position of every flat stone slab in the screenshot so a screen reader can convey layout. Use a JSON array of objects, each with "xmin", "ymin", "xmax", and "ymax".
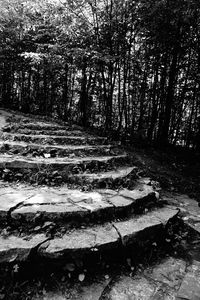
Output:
[
  {"xmin": 119, "ymin": 185, "xmax": 155, "ymax": 201},
  {"xmin": 0, "ymin": 184, "xmax": 160, "ymax": 226},
  {"xmin": 177, "ymin": 260, "xmax": 200, "ymax": 299},
  {"xmin": 113, "ymin": 206, "xmax": 178, "ymax": 245},
  {"xmin": 0, "ymin": 234, "xmax": 47, "ymax": 263},
  {"xmin": 145, "ymin": 257, "xmax": 186, "ymax": 289},
  {"xmin": 39, "ymin": 224, "xmax": 119, "ymax": 257},
  {"xmin": 38, "ymin": 206, "xmax": 178, "ymax": 258},
  {"xmin": 109, "ymin": 257, "xmax": 187, "ymax": 300},
  {"xmin": 0, "ymin": 190, "xmax": 35, "ymax": 218},
  {"xmin": 8, "ymin": 186, "xmax": 158, "ymax": 224},
  {"xmin": 162, "ymin": 192, "xmax": 200, "ymax": 233},
  {"xmin": 109, "ymin": 276, "xmax": 156, "ymax": 300}
]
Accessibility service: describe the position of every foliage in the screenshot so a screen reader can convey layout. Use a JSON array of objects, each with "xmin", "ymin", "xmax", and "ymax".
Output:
[{"xmin": 1, "ymin": 0, "xmax": 200, "ymax": 147}]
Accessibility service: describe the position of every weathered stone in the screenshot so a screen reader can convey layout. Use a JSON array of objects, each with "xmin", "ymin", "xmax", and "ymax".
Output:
[
  {"xmin": 0, "ymin": 234, "xmax": 47, "ymax": 263},
  {"xmin": 0, "ymin": 186, "xmax": 163, "ymax": 226},
  {"xmin": 109, "ymin": 195, "xmax": 133, "ymax": 208},
  {"xmin": 113, "ymin": 207, "xmax": 178, "ymax": 245},
  {"xmin": 119, "ymin": 185, "xmax": 155, "ymax": 202},
  {"xmin": 76, "ymin": 167, "xmax": 136, "ymax": 182},
  {"xmin": 23, "ymin": 191, "xmax": 69, "ymax": 205},
  {"xmin": 69, "ymin": 191, "xmax": 113, "ymax": 212},
  {"xmin": 146, "ymin": 257, "xmax": 186, "ymax": 289},
  {"xmin": 75, "ymin": 199, "xmax": 113, "ymax": 212},
  {"xmin": 39, "ymin": 224, "xmax": 119, "ymax": 257},
  {"xmin": 177, "ymin": 261, "xmax": 200, "ymax": 299},
  {"xmin": 0, "ymin": 190, "xmax": 35, "ymax": 219},
  {"xmin": 68, "ymin": 191, "xmax": 103, "ymax": 203},
  {"xmin": 152, "ymin": 205, "xmax": 179, "ymax": 223},
  {"xmin": 12, "ymin": 203, "xmax": 87, "ymax": 221},
  {"xmin": 109, "ymin": 276, "xmax": 155, "ymax": 300}
]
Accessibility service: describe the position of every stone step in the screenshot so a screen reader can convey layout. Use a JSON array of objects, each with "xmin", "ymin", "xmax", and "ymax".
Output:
[
  {"xmin": 0, "ymin": 154, "xmax": 129, "ymax": 184},
  {"xmin": 0, "ymin": 183, "xmax": 158, "ymax": 228},
  {"xmin": 11, "ymin": 129, "xmax": 84, "ymax": 136},
  {"xmin": 4, "ymin": 122, "xmax": 67, "ymax": 132},
  {"xmin": 0, "ymin": 154, "xmax": 127, "ymax": 171},
  {"xmin": 0, "ymin": 206, "xmax": 178, "ymax": 263},
  {"xmin": 1, "ymin": 133, "xmax": 108, "ymax": 145},
  {"xmin": 0, "ymin": 141, "xmax": 122, "ymax": 157},
  {"xmin": 70, "ymin": 167, "xmax": 138, "ymax": 187}
]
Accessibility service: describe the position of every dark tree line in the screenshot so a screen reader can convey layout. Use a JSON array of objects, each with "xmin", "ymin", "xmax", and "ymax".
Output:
[{"xmin": 1, "ymin": 0, "xmax": 200, "ymax": 148}]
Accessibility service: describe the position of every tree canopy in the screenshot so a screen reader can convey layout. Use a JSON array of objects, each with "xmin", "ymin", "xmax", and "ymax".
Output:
[{"xmin": 1, "ymin": 0, "xmax": 200, "ymax": 148}]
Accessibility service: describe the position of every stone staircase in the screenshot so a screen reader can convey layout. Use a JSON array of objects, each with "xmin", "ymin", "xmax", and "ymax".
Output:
[{"xmin": 0, "ymin": 110, "xmax": 179, "ymax": 269}]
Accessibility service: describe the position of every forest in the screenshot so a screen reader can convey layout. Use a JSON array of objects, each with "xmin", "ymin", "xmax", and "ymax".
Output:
[{"xmin": 1, "ymin": 0, "xmax": 200, "ymax": 148}]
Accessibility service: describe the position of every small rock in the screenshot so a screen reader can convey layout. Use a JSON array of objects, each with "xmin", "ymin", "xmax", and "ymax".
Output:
[{"xmin": 78, "ymin": 273, "xmax": 85, "ymax": 282}]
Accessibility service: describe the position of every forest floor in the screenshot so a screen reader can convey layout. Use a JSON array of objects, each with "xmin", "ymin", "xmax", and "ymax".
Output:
[{"xmin": 0, "ymin": 109, "xmax": 200, "ymax": 299}]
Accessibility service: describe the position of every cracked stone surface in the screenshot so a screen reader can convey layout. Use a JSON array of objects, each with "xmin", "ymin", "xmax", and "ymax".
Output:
[
  {"xmin": 0, "ymin": 185, "xmax": 159, "ymax": 226},
  {"xmin": 113, "ymin": 207, "xmax": 178, "ymax": 246},
  {"xmin": 119, "ymin": 185, "xmax": 155, "ymax": 201},
  {"xmin": 0, "ymin": 234, "xmax": 47, "ymax": 263},
  {"xmin": 177, "ymin": 260, "xmax": 200, "ymax": 300},
  {"xmin": 109, "ymin": 276, "xmax": 156, "ymax": 300},
  {"xmin": 0, "ymin": 190, "xmax": 36, "ymax": 219},
  {"xmin": 37, "ymin": 207, "xmax": 178, "ymax": 258},
  {"xmin": 145, "ymin": 257, "xmax": 187, "ymax": 289},
  {"xmin": 0, "ymin": 110, "xmax": 180, "ymax": 277},
  {"xmin": 109, "ymin": 258, "xmax": 188, "ymax": 300},
  {"xmin": 38, "ymin": 223, "xmax": 119, "ymax": 257},
  {"xmin": 162, "ymin": 192, "xmax": 200, "ymax": 234}
]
